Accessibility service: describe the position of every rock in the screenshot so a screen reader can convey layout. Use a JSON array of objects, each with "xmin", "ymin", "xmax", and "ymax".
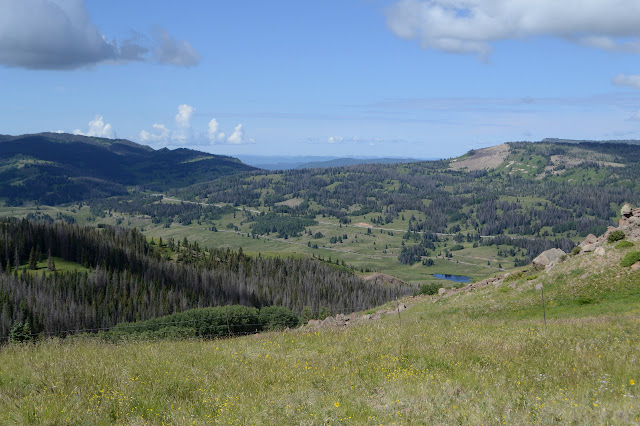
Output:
[
  {"xmin": 535, "ymin": 283, "xmax": 543, "ymax": 290},
  {"xmin": 580, "ymin": 234, "xmax": 598, "ymax": 247},
  {"xmin": 631, "ymin": 262, "xmax": 640, "ymax": 271},
  {"xmin": 594, "ymin": 247, "xmax": 606, "ymax": 256},
  {"xmin": 307, "ymin": 319, "xmax": 321, "ymax": 327},
  {"xmin": 438, "ymin": 287, "xmax": 447, "ymax": 296},
  {"xmin": 621, "ymin": 203, "xmax": 633, "ymax": 217},
  {"xmin": 321, "ymin": 316, "xmax": 337, "ymax": 326},
  {"xmin": 581, "ymin": 243, "xmax": 597, "ymax": 253},
  {"xmin": 532, "ymin": 248, "xmax": 566, "ymax": 267}
]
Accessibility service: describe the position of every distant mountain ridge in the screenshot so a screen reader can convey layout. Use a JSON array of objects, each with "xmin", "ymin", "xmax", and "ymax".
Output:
[
  {"xmin": 237, "ymin": 154, "xmax": 431, "ymax": 170},
  {"xmin": 297, "ymin": 157, "xmax": 425, "ymax": 169},
  {"xmin": 0, "ymin": 133, "xmax": 255, "ymax": 205},
  {"xmin": 542, "ymin": 137, "xmax": 640, "ymax": 145}
]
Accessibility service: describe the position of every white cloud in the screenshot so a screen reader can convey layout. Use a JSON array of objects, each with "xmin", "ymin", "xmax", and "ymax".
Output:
[
  {"xmin": 175, "ymin": 104, "xmax": 195, "ymax": 128},
  {"xmin": 227, "ymin": 124, "xmax": 245, "ymax": 144},
  {"xmin": 628, "ymin": 111, "xmax": 640, "ymax": 121},
  {"xmin": 386, "ymin": 0, "xmax": 640, "ymax": 58},
  {"xmin": 612, "ymin": 74, "xmax": 640, "ymax": 89},
  {"xmin": 139, "ymin": 124, "xmax": 170, "ymax": 144},
  {"xmin": 0, "ymin": 0, "xmax": 199, "ymax": 70},
  {"xmin": 140, "ymin": 106, "xmax": 253, "ymax": 147},
  {"xmin": 152, "ymin": 26, "xmax": 200, "ymax": 67},
  {"xmin": 172, "ymin": 104, "xmax": 195, "ymax": 144},
  {"xmin": 73, "ymin": 115, "xmax": 115, "ymax": 138},
  {"xmin": 328, "ymin": 136, "xmax": 344, "ymax": 144},
  {"xmin": 208, "ymin": 118, "xmax": 226, "ymax": 144}
]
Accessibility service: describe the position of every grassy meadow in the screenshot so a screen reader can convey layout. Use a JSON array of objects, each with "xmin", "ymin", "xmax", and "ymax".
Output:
[{"xmin": 1, "ymin": 245, "xmax": 638, "ymax": 425}]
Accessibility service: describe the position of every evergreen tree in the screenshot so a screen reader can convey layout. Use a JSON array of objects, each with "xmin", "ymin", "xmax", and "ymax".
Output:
[
  {"xmin": 28, "ymin": 247, "xmax": 37, "ymax": 270},
  {"xmin": 47, "ymin": 250, "xmax": 55, "ymax": 271}
]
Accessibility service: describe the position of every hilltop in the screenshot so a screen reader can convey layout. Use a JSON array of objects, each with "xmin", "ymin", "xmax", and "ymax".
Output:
[
  {"xmin": 0, "ymin": 133, "xmax": 255, "ymax": 205},
  {"xmin": 3, "ymin": 138, "xmax": 639, "ymax": 284}
]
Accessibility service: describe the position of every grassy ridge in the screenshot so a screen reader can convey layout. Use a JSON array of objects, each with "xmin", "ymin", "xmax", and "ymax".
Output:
[{"xmin": 1, "ymin": 249, "xmax": 638, "ymax": 424}]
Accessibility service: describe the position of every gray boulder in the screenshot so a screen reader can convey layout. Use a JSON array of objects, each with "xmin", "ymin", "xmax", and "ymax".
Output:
[
  {"xmin": 579, "ymin": 234, "xmax": 597, "ymax": 247},
  {"xmin": 532, "ymin": 248, "xmax": 565, "ymax": 267},
  {"xmin": 622, "ymin": 203, "xmax": 633, "ymax": 217}
]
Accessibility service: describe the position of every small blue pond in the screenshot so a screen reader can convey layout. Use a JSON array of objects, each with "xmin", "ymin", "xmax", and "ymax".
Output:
[{"xmin": 432, "ymin": 274, "xmax": 472, "ymax": 283}]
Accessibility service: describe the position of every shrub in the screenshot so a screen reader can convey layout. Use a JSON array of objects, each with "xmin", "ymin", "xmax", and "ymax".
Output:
[
  {"xmin": 414, "ymin": 283, "xmax": 441, "ymax": 296},
  {"xmin": 615, "ymin": 241, "xmax": 634, "ymax": 249},
  {"xmin": 258, "ymin": 306, "xmax": 299, "ymax": 331},
  {"xmin": 571, "ymin": 246, "xmax": 581, "ymax": 255},
  {"xmin": 106, "ymin": 305, "xmax": 263, "ymax": 339},
  {"xmin": 620, "ymin": 251, "xmax": 640, "ymax": 267},
  {"xmin": 608, "ymin": 230, "xmax": 626, "ymax": 243}
]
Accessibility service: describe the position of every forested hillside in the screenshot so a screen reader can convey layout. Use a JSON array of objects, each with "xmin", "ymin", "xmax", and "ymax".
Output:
[
  {"xmin": 174, "ymin": 142, "xmax": 639, "ymax": 238},
  {"xmin": 0, "ymin": 218, "xmax": 411, "ymax": 340},
  {"xmin": 0, "ymin": 133, "xmax": 255, "ymax": 205},
  {"xmin": 165, "ymin": 142, "xmax": 638, "ymax": 263}
]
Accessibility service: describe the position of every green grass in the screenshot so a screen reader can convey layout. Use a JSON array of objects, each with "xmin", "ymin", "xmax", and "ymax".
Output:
[
  {"xmin": 0, "ymin": 253, "xmax": 638, "ymax": 424},
  {"xmin": 14, "ymin": 257, "xmax": 90, "ymax": 276}
]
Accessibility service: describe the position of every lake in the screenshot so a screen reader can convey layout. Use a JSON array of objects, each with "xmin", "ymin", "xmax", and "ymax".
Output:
[{"xmin": 432, "ymin": 273, "xmax": 472, "ymax": 283}]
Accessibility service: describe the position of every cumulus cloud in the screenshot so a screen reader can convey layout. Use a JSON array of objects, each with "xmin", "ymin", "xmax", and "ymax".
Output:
[
  {"xmin": 227, "ymin": 124, "xmax": 245, "ymax": 144},
  {"xmin": 0, "ymin": 0, "xmax": 199, "ymax": 70},
  {"xmin": 139, "ymin": 124, "xmax": 170, "ymax": 144},
  {"xmin": 171, "ymin": 104, "xmax": 195, "ymax": 143},
  {"xmin": 175, "ymin": 104, "xmax": 195, "ymax": 128},
  {"xmin": 386, "ymin": 0, "xmax": 640, "ymax": 58},
  {"xmin": 612, "ymin": 74, "xmax": 640, "ymax": 89},
  {"xmin": 140, "ymin": 106, "xmax": 253, "ymax": 147},
  {"xmin": 328, "ymin": 136, "xmax": 344, "ymax": 144},
  {"xmin": 208, "ymin": 119, "xmax": 226, "ymax": 144},
  {"xmin": 73, "ymin": 115, "xmax": 115, "ymax": 138}
]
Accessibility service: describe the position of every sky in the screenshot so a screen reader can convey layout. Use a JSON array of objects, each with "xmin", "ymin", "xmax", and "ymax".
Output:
[{"xmin": 2, "ymin": 0, "xmax": 640, "ymax": 159}]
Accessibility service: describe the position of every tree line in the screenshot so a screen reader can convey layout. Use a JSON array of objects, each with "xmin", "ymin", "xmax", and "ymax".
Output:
[{"xmin": 0, "ymin": 218, "xmax": 413, "ymax": 341}]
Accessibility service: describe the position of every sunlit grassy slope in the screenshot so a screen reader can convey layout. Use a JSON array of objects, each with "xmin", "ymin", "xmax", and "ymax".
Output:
[{"xmin": 0, "ymin": 240, "xmax": 638, "ymax": 424}]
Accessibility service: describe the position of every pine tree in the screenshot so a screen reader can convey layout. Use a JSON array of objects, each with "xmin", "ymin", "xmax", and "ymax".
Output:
[
  {"xmin": 29, "ymin": 247, "xmax": 37, "ymax": 270},
  {"xmin": 13, "ymin": 247, "xmax": 19, "ymax": 269},
  {"xmin": 47, "ymin": 250, "xmax": 55, "ymax": 271}
]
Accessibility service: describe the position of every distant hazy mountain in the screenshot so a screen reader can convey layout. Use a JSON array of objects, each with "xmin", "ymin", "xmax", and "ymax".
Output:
[
  {"xmin": 0, "ymin": 133, "xmax": 255, "ymax": 205},
  {"xmin": 542, "ymin": 138, "xmax": 640, "ymax": 145},
  {"xmin": 296, "ymin": 157, "xmax": 429, "ymax": 169},
  {"xmin": 236, "ymin": 155, "xmax": 431, "ymax": 170}
]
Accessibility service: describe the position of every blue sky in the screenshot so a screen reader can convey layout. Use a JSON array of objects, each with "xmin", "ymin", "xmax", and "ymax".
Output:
[{"xmin": 2, "ymin": 0, "xmax": 640, "ymax": 158}]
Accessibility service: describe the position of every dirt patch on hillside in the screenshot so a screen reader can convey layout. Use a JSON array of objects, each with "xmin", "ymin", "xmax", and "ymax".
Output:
[
  {"xmin": 449, "ymin": 144, "xmax": 510, "ymax": 171},
  {"xmin": 275, "ymin": 198, "xmax": 304, "ymax": 208},
  {"xmin": 354, "ymin": 222, "xmax": 373, "ymax": 228},
  {"xmin": 363, "ymin": 272, "xmax": 406, "ymax": 287},
  {"xmin": 536, "ymin": 155, "xmax": 625, "ymax": 179}
]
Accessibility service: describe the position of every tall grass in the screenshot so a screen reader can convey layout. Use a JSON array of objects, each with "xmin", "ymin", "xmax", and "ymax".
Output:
[
  {"xmin": 1, "ymin": 296, "xmax": 638, "ymax": 424},
  {"xmin": 0, "ymin": 247, "xmax": 638, "ymax": 424}
]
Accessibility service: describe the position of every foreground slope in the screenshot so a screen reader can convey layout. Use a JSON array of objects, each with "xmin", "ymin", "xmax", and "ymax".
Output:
[
  {"xmin": 0, "ymin": 215, "xmax": 638, "ymax": 424},
  {"xmin": 0, "ymin": 133, "xmax": 255, "ymax": 205}
]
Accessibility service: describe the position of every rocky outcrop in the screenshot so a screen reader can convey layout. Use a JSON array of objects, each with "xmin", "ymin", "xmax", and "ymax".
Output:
[
  {"xmin": 579, "ymin": 234, "xmax": 597, "ymax": 247},
  {"xmin": 307, "ymin": 304, "xmax": 406, "ymax": 330},
  {"xmin": 532, "ymin": 248, "xmax": 566, "ymax": 267},
  {"xmin": 600, "ymin": 204, "xmax": 640, "ymax": 242}
]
